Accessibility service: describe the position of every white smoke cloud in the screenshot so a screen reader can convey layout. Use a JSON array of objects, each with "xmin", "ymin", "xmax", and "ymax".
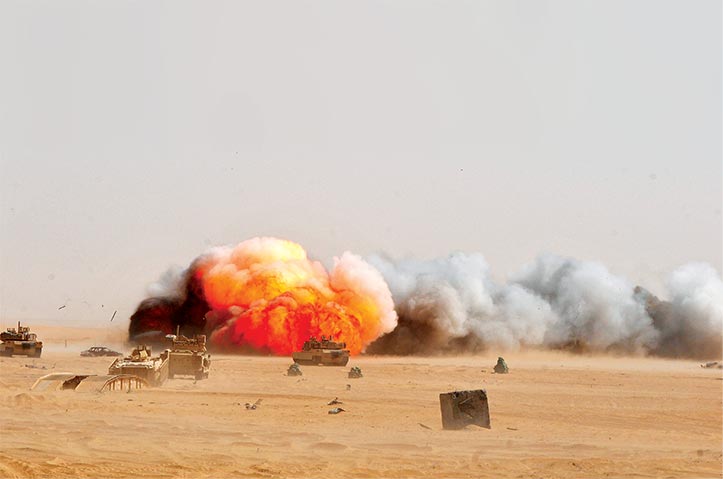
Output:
[
  {"xmin": 367, "ymin": 252, "xmax": 722, "ymax": 359},
  {"xmin": 650, "ymin": 262, "xmax": 723, "ymax": 358}
]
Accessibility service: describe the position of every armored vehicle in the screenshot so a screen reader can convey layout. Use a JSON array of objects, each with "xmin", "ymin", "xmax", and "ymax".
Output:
[
  {"xmin": 161, "ymin": 333, "xmax": 211, "ymax": 380},
  {"xmin": 108, "ymin": 345, "xmax": 169, "ymax": 386},
  {"xmin": 292, "ymin": 335, "xmax": 350, "ymax": 366},
  {"xmin": 1, "ymin": 322, "xmax": 43, "ymax": 357}
]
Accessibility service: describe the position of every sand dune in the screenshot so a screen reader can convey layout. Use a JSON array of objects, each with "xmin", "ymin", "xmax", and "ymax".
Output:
[{"xmin": 0, "ymin": 330, "xmax": 720, "ymax": 478}]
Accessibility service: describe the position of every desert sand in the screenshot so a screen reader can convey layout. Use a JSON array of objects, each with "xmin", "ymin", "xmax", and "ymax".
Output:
[{"xmin": 0, "ymin": 326, "xmax": 721, "ymax": 479}]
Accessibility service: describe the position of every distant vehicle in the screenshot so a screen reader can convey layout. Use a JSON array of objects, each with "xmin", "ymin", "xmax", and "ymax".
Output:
[
  {"xmin": 80, "ymin": 346, "xmax": 123, "ymax": 357},
  {"xmin": 292, "ymin": 335, "xmax": 350, "ymax": 366},
  {"xmin": 1, "ymin": 322, "xmax": 43, "ymax": 357}
]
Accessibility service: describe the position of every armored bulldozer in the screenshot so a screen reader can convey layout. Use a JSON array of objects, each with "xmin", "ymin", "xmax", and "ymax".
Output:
[
  {"xmin": 292, "ymin": 335, "xmax": 350, "ymax": 366},
  {"xmin": 1, "ymin": 322, "xmax": 43, "ymax": 357},
  {"xmin": 108, "ymin": 345, "xmax": 169, "ymax": 386},
  {"xmin": 161, "ymin": 332, "xmax": 211, "ymax": 380}
]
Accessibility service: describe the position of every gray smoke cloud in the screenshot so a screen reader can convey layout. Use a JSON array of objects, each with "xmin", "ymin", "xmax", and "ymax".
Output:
[{"xmin": 366, "ymin": 253, "xmax": 722, "ymax": 359}]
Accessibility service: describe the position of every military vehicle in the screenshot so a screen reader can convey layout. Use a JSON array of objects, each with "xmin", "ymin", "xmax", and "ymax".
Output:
[
  {"xmin": 1, "ymin": 322, "xmax": 43, "ymax": 357},
  {"xmin": 161, "ymin": 332, "xmax": 211, "ymax": 380},
  {"xmin": 108, "ymin": 345, "xmax": 169, "ymax": 386},
  {"xmin": 292, "ymin": 335, "xmax": 350, "ymax": 366}
]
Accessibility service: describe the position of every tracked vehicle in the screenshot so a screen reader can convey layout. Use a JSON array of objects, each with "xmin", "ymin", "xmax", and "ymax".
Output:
[
  {"xmin": 1, "ymin": 322, "xmax": 43, "ymax": 357},
  {"xmin": 161, "ymin": 332, "xmax": 211, "ymax": 380},
  {"xmin": 108, "ymin": 345, "xmax": 169, "ymax": 386},
  {"xmin": 292, "ymin": 335, "xmax": 350, "ymax": 366}
]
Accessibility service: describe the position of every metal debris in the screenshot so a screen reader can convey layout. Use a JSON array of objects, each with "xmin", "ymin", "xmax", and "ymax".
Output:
[
  {"xmin": 327, "ymin": 397, "xmax": 343, "ymax": 405},
  {"xmin": 701, "ymin": 361, "xmax": 723, "ymax": 369},
  {"xmin": 439, "ymin": 389, "xmax": 491, "ymax": 430},
  {"xmin": 245, "ymin": 399, "xmax": 263, "ymax": 410},
  {"xmin": 348, "ymin": 366, "xmax": 363, "ymax": 378},
  {"xmin": 328, "ymin": 407, "xmax": 345, "ymax": 414}
]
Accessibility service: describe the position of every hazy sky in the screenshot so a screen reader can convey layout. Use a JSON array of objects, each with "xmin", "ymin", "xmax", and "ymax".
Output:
[{"xmin": 1, "ymin": 1, "xmax": 721, "ymax": 326}]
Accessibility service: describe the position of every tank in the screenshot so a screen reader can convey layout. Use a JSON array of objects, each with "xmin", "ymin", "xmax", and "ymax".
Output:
[
  {"xmin": 161, "ymin": 332, "xmax": 211, "ymax": 380},
  {"xmin": 1, "ymin": 322, "xmax": 43, "ymax": 357},
  {"xmin": 292, "ymin": 335, "xmax": 350, "ymax": 366},
  {"xmin": 108, "ymin": 345, "xmax": 169, "ymax": 386}
]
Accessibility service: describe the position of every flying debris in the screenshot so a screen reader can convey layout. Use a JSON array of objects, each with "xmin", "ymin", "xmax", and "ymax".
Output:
[{"xmin": 110, "ymin": 310, "xmax": 117, "ymax": 322}]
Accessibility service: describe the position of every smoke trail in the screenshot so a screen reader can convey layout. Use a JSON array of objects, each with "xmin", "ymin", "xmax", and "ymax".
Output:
[
  {"xmin": 128, "ymin": 237, "xmax": 397, "ymax": 355},
  {"xmin": 367, "ymin": 253, "xmax": 722, "ymax": 359}
]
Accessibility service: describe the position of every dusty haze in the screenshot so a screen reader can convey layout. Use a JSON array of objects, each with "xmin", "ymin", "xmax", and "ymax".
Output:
[{"xmin": 1, "ymin": 1, "xmax": 721, "ymax": 328}]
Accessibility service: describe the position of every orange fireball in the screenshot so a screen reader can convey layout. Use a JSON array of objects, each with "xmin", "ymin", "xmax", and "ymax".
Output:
[{"xmin": 199, "ymin": 238, "xmax": 396, "ymax": 355}]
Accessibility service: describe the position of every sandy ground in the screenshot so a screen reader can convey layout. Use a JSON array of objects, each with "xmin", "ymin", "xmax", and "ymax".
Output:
[{"xmin": 0, "ymin": 327, "xmax": 721, "ymax": 478}]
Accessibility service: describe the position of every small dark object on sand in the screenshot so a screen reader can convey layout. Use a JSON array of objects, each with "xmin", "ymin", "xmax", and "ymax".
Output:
[
  {"xmin": 328, "ymin": 397, "xmax": 343, "ymax": 405},
  {"xmin": 245, "ymin": 399, "xmax": 262, "ymax": 410},
  {"xmin": 493, "ymin": 357, "xmax": 509, "ymax": 374},
  {"xmin": 701, "ymin": 361, "xmax": 722, "ymax": 369},
  {"xmin": 328, "ymin": 407, "xmax": 345, "ymax": 414}
]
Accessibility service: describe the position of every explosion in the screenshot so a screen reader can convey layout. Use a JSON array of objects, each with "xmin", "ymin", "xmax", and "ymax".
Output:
[
  {"xmin": 130, "ymin": 239, "xmax": 722, "ymax": 360},
  {"xmin": 129, "ymin": 237, "xmax": 397, "ymax": 355}
]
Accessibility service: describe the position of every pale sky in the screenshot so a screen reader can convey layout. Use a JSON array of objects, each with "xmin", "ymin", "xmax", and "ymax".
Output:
[{"xmin": 1, "ymin": 1, "xmax": 721, "ymax": 326}]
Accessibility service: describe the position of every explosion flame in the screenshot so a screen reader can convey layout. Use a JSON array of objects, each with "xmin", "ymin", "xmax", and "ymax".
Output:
[{"xmin": 129, "ymin": 237, "xmax": 397, "ymax": 355}]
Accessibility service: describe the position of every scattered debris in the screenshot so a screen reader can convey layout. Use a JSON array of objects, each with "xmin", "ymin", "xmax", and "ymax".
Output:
[
  {"xmin": 439, "ymin": 389, "xmax": 491, "ymax": 430},
  {"xmin": 506, "ymin": 427, "xmax": 518, "ymax": 431},
  {"xmin": 346, "ymin": 384, "xmax": 351, "ymax": 391},
  {"xmin": 328, "ymin": 407, "xmax": 345, "ymax": 414},
  {"xmin": 327, "ymin": 397, "xmax": 343, "ymax": 405},
  {"xmin": 348, "ymin": 366, "xmax": 363, "ymax": 378},
  {"xmin": 24, "ymin": 363, "xmax": 47, "ymax": 370},
  {"xmin": 701, "ymin": 361, "xmax": 723, "ymax": 369},
  {"xmin": 418, "ymin": 423, "xmax": 432, "ymax": 430},
  {"xmin": 493, "ymin": 357, "xmax": 509, "ymax": 374},
  {"xmin": 245, "ymin": 399, "xmax": 262, "ymax": 410},
  {"xmin": 287, "ymin": 363, "xmax": 303, "ymax": 376},
  {"xmin": 58, "ymin": 305, "xmax": 66, "ymax": 310},
  {"xmin": 110, "ymin": 310, "xmax": 117, "ymax": 322}
]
